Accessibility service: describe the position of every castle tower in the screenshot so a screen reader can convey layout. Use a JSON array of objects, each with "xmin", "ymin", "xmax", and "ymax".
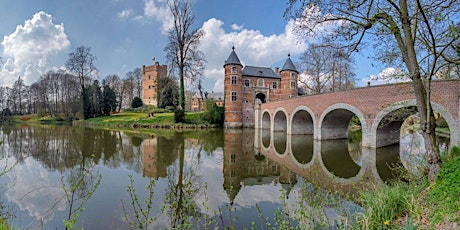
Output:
[
  {"xmin": 224, "ymin": 46, "xmax": 243, "ymax": 128},
  {"xmin": 142, "ymin": 61, "xmax": 167, "ymax": 106},
  {"xmin": 280, "ymin": 54, "xmax": 299, "ymax": 99}
]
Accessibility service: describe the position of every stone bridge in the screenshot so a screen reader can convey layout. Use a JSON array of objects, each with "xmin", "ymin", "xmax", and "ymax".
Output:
[{"xmin": 256, "ymin": 80, "xmax": 460, "ymax": 148}]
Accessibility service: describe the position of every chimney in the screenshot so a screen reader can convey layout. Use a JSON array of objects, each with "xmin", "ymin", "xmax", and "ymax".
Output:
[{"xmin": 275, "ymin": 67, "xmax": 279, "ymax": 73}]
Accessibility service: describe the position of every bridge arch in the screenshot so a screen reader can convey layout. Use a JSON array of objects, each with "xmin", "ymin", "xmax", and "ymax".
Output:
[
  {"xmin": 290, "ymin": 106, "xmax": 315, "ymax": 135},
  {"xmin": 261, "ymin": 110, "xmax": 271, "ymax": 130},
  {"xmin": 273, "ymin": 108, "xmax": 288, "ymax": 132},
  {"xmin": 371, "ymin": 100, "xmax": 458, "ymax": 148},
  {"xmin": 318, "ymin": 103, "xmax": 369, "ymax": 144}
]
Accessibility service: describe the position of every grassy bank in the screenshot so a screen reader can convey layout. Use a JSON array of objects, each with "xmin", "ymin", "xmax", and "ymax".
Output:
[
  {"xmin": 355, "ymin": 151, "xmax": 460, "ymax": 229},
  {"xmin": 73, "ymin": 111, "xmax": 220, "ymax": 130}
]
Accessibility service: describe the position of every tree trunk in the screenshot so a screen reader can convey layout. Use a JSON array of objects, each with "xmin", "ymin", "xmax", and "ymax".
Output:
[
  {"xmin": 179, "ymin": 66, "xmax": 185, "ymax": 110},
  {"xmin": 412, "ymin": 77, "xmax": 441, "ymax": 181}
]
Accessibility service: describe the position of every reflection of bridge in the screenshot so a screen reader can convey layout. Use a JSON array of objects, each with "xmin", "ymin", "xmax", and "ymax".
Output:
[
  {"xmin": 255, "ymin": 130, "xmax": 396, "ymax": 196},
  {"xmin": 256, "ymin": 80, "xmax": 459, "ymax": 148}
]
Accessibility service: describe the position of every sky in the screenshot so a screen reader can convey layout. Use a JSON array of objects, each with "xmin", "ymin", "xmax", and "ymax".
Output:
[{"xmin": 0, "ymin": 0, "xmax": 386, "ymax": 92}]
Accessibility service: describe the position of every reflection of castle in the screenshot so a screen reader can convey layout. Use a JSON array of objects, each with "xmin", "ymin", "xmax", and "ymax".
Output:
[
  {"xmin": 223, "ymin": 130, "xmax": 297, "ymax": 203},
  {"xmin": 142, "ymin": 137, "xmax": 167, "ymax": 179}
]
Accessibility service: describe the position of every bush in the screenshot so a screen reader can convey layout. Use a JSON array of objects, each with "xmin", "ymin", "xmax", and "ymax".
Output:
[
  {"xmin": 201, "ymin": 100, "xmax": 224, "ymax": 126},
  {"xmin": 131, "ymin": 97, "xmax": 143, "ymax": 108},
  {"xmin": 174, "ymin": 108, "xmax": 185, "ymax": 123}
]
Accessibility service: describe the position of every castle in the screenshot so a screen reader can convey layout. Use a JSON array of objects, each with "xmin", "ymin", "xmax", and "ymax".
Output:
[
  {"xmin": 142, "ymin": 61, "xmax": 167, "ymax": 106},
  {"xmin": 223, "ymin": 47, "xmax": 299, "ymax": 128}
]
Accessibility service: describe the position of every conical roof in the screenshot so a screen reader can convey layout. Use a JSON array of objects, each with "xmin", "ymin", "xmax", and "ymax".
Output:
[
  {"xmin": 224, "ymin": 46, "xmax": 242, "ymax": 67},
  {"xmin": 281, "ymin": 54, "xmax": 298, "ymax": 73}
]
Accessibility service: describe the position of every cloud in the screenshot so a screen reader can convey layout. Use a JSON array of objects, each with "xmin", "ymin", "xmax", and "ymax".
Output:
[
  {"xmin": 198, "ymin": 18, "xmax": 307, "ymax": 92},
  {"xmin": 362, "ymin": 67, "xmax": 410, "ymax": 86},
  {"xmin": 117, "ymin": 9, "xmax": 134, "ymax": 19},
  {"xmin": 231, "ymin": 24, "xmax": 244, "ymax": 31},
  {"xmin": 143, "ymin": 0, "xmax": 172, "ymax": 32},
  {"xmin": 1, "ymin": 11, "xmax": 70, "ymax": 86}
]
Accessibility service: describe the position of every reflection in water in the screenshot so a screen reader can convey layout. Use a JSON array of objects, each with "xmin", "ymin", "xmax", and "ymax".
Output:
[
  {"xmin": 273, "ymin": 132, "xmax": 287, "ymax": 154},
  {"xmin": 0, "ymin": 124, "xmax": 426, "ymax": 229},
  {"xmin": 376, "ymin": 145, "xmax": 402, "ymax": 182},
  {"xmin": 262, "ymin": 130, "xmax": 270, "ymax": 148},
  {"xmin": 291, "ymin": 135, "xmax": 313, "ymax": 164},
  {"xmin": 321, "ymin": 139, "xmax": 362, "ymax": 179}
]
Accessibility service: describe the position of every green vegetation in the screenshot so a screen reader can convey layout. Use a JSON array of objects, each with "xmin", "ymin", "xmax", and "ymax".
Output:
[
  {"xmin": 428, "ymin": 155, "xmax": 460, "ymax": 224},
  {"xmin": 354, "ymin": 151, "xmax": 460, "ymax": 229}
]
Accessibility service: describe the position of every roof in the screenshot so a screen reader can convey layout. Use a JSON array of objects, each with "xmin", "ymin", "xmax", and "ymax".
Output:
[
  {"xmin": 205, "ymin": 91, "xmax": 224, "ymax": 100},
  {"xmin": 281, "ymin": 54, "xmax": 298, "ymax": 73},
  {"xmin": 242, "ymin": 66, "xmax": 280, "ymax": 79},
  {"xmin": 224, "ymin": 47, "xmax": 242, "ymax": 66}
]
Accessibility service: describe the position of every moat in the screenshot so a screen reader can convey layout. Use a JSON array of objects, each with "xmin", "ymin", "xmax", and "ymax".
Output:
[{"xmin": 0, "ymin": 124, "xmax": 448, "ymax": 229}]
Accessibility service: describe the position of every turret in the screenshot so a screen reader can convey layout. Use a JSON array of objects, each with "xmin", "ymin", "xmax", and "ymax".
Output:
[
  {"xmin": 224, "ymin": 46, "xmax": 244, "ymax": 128},
  {"xmin": 280, "ymin": 54, "xmax": 299, "ymax": 99}
]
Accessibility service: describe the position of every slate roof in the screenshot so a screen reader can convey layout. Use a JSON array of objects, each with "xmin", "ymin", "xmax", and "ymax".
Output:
[
  {"xmin": 224, "ymin": 47, "xmax": 242, "ymax": 66},
  {"xmin": 281, "ymin": 54, "xmax": 298, "ymax": 73},
  {"xmin": 242, "ymin": 66, "xmax": 280, "ymax": 79},
  {"xmin": 205, "ymin": 91, "xmax": 224, "ymax": 100}
]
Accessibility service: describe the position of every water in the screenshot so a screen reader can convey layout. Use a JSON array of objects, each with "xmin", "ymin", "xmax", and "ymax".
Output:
[{"xmin": 0, "ymin": 124, "xmax": 446, "ymax": 229}]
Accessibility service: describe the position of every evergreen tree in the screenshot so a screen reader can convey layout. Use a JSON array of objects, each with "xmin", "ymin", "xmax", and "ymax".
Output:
[
  {"xmin": 102, "ymin": 82, "xmax": 117, "ymax": 116},
  {"xmin": 156, "ymin": 76, "xmax": 179, "ymax": 109}
]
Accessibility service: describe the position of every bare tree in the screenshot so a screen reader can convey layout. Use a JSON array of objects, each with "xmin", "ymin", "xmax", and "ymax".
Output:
[
  {"xmin": 65, "ymin": 46, "xmax": 97, "ymax": 91},
  {"xmin": 103, "ymin": 74, "xmax": 124, "ymax": 112},
  {"xmin": 164, "ymin": 0, "xmax": 206, "ymax": 110},
  {"xmin": 286, "ymin": 0, "xmax": 460, "ymax": 180}
]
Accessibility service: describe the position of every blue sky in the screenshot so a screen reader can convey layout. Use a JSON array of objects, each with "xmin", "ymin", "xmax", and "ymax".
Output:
[{"xmin": 0, "ymin": 0, "xmax": 383, "ymax": 91}]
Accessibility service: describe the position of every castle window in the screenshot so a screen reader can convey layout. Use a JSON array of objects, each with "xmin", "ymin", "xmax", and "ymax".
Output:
[
  {"xmin": 231, "ymin": 154, "xmax": 236, "ymax": 163},
  {"xmin": 291, "ymin": 81, "xmax": 296, "ymax": 88},
  {"xmin": 291, "ymin": 72, "xmax": 296, "ymax": 78},
  {"xmin": 272, "ymin": 81, "xmax": 277, "ymax": 89},
  {"xmin": 231, "ymin": 91, "xmax": 237, "ymax": 101},
  {"xmin": 231, "ymin": 76, "xmax": 237, "ymax": 84},
  {"xmin": 231, "ymin": 66, "xmax": 237, "ymax": 73},
  {"xmin": 258, "ymin": 79, "xmax": 264, "ymax": 87},
  {"xmin": 244, "ymin": 79, "xmax": 249, "ymax": 87},
  {"xmin": 148, "ymin": 74, "xmax": 151, "ymax": 80}
]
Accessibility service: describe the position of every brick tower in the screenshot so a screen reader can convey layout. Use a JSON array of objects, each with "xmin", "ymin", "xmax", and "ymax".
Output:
[
  {"xmin": 224, "ymin": 47, "xmax": 243, "ymax": 128},
  {"xmin": 280, "ymin": 54, "xmax": 299, "ymax": 99},
  {"xmin": 142, "ymin": 61, "xmax": 167, "ymax": 106}
]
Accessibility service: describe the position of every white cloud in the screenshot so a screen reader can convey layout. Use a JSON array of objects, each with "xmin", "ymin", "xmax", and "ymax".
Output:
[
  {"xmin": 362, "ymin": 67, "xmax": 410, "ymax": 86},
  {"xmin": 231, "ymin": 23, "xmax": 244, "ymax": 31},
  {"xmin": 118, "ymin": 9, "xmax": 134, "ymax": 19},
  {"xmin": 1, "ymin": 11, "xmax": 70, "ymax": 86},
  {"xmin": 199, "ymin": 18, "xmax": 307, "ymax": 92},
  {"xmin": 143, "ymin": 0, "xmax": 172, "ymax": 32}
]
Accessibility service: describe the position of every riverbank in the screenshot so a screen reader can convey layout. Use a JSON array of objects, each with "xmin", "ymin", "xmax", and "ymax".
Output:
[
  {"xmin": 11, "ymin": 111, "xmax": 220, "ymax": 130},
  {"xmin": 355, "ymin": 152, "xmax": 459, "ymax": 229}
]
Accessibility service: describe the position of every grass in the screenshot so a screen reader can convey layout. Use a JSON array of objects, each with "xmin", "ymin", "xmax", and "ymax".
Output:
[
  {"xmin": 355, "ymin": 151, "xmax": 460, "ymax": 229},
  {"xmin": 73, "ymin": 111, "xmax": 218, "ymax": 130}
]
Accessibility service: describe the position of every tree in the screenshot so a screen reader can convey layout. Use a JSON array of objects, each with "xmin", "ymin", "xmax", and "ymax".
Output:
[
  {"xmin": 299, "ymin": 43, "xmax": 355, "ymax": 94},
  {"xmin": 101, "ymin": 80, "xmax": 118, "ymax": 116},
  {"xmin": 131, "ymin": 96, "xmax": 143, "ymax": 108},
  {"xmin": 66, "ymin": 46, "xmax": 97, "ymax": 119},
  {"xmin": 103, "ymin": 74, "xmax": 124, "ymax": 112},
  {"xmin": 157, "ymin": 76, "xmax": 179, "ymax": 109},
  {"xmin": 65, "ymin": 46, "xmax": 97, "ymax": 91},
  {"xmin": 286, "ymin": 0, "xmax": 460, "ymax": 180},
  {"xmin": 164, "ymin": 0, "xmax": 206, "ymax": 110}
]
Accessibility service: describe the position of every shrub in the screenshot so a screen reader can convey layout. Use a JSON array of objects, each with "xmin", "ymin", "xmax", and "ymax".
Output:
[
  {"xmin": 174, "ymin": 108, "xmax": 185, "ymax": 123},
  {"xmin": 131, "ymin": 96, "xmax": 143, "ymax": 108}
]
